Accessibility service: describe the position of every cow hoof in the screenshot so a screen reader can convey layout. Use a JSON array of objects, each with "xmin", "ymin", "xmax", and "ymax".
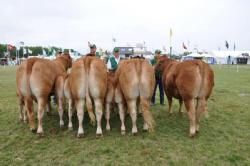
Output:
[
  {"xmin": 37, "ymin": 132, "xmax": 45, "ymax": 138},
  {"xmin": 106, "ymin": 126, "xmax": 111, "ymax": 131},
  {"xmin": 31, "ymin": 128, "xmax": 37, "ymax": 133},
  {"xmin": 68, "ymin": 126, "xmax": 73, "ymax": 131},
  {"xmin": 121, "ymin": 130, "xmax": 126, "ymax": 136},
  {"xmin": 77, "ymin": 133, "xmax": 84, "ymax": 138},
  {"xmin": 142, "ymin": 129, "xmax": 148, "ymax": 132},
  {"xmin": 189, "ymin": 133, "xmax": 196, "ymax": 138},
  {"xmin": 60, "ymin": 124, "xmax": 64, "ymax": 128},
  {"xmin": 23, "ymin": 119, "xmax": 28, "ymax": 124},
  {"xmin": 132, "ymin": 132, "xmax": 138, "ymax": 136},
  {"xmin": 96, "ymin": 134, "xmax": 103, "ymax": 139}
]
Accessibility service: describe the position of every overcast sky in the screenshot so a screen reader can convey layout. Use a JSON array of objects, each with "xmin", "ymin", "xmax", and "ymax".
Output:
[{"xmin": 1, "ymin": 0, "xmax": 249, "ymax": 53}]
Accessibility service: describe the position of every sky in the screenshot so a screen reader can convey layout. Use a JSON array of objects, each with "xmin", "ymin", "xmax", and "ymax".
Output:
[{"xmin": 1, "ymin": 0, "xmax": 250, "ymax": 54}]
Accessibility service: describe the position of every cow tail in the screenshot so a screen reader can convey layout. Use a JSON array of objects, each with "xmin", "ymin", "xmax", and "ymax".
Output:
[
  {"xmin": 139, "ymin": 60, "xmax": 155, "ymax": 132},
  {"xmin": 196, "ymin": 61, "xmax": 209, "ymax": 117},
  {"xmin": 25, "ymin": 59, "xmax": 36, "ymax": 96},
  {"xmin": 198, "ymin": 61, "xmax": 206, "ymax": 97},
  {"xmin": 84, "ymin": 58, "xmax": 96, "ymax": 125}
]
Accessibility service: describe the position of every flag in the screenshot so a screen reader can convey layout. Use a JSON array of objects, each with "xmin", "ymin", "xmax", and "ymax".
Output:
[
  {"xmin": 7, "ymin": 44, "xmax": 15, "ymax": 51},
  {"xmin": 225, "ymin": 40, "xmax": 229, "ymax": 49},
  {"xmin": 43, "ymin": 49, "xmax": 47, "ymax": 56},
  {"xmin": 88, "ymin": 41, "xmax": 91, "ymax": 47},
  {"xmin": 23, "ymin": 47, "xmax": 27, "ymax": 54},
  {"xmin": 51, "ymin": 49, "xmax": 56, "ymax": 56},
  {"xmin": 234, "ymin": 43, "xmax": 236, "ymax": 51},
  {"xmin": 28, "ymin": 49, "xmax": 32, "ymax": 54},
  {"xmin": 182, "ymin": 42, "xmax": 187, "ymax": 49},
  {"xmin": 169, "ymin": 28, "xmax": 173, "ymax": 48}
]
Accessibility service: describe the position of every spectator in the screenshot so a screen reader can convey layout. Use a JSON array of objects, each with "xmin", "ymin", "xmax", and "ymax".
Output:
[
  {"xmin": 151, "ymin": 49, "xmax": 164, "ymax": 105},
  {"xmin": 107, "ymin": 47, "xmax": 120, "ymax": 71}
]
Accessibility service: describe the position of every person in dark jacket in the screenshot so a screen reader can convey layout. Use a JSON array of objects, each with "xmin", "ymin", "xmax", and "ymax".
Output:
[
  {"xmin": 86, "ymin": 44, "xmax": 98, "ymax": 57},
  {"xmin": 151, "ymin": 49, "xmax": 164, "ymax": 105}
]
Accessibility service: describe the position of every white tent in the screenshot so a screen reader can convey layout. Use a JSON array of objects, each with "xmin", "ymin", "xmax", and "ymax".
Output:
[
  {"xmin": 187, "ymin": 52, "xmax": 202, "ymax": 58},
  {"xmin": 210, "ymin": 51, "xmax": 243, "ymax": 64}
]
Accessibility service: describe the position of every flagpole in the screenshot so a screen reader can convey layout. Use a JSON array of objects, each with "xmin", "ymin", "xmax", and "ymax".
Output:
[
  {"xmin": 169, "ymin": 28, "xmax": 172, "ymax": 56},
  {"xmin": 16, "ymin": 49, "xmax": 18, "ymax": 65}
]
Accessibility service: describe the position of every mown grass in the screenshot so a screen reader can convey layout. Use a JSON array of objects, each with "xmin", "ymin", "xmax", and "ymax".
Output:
[{"xmin": 0, "ymin": 65, "xmax": 249, "ymax": 165}]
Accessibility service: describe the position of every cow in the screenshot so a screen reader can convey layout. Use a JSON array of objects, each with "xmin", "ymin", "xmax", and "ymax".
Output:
[
  {"xmin": 155, "ymin": 56, "xmax": 214, "ymax": 137},
  {"xmin": 63, "ymin": 56, "xmax": 107, "ymax": 137},
  {"xmin": 114, "ymin": 59, "xmax": 155, "ymax": 135},
  {"xmin": 16, "ymin": 54, "xmax": 72, "ymax": 136}
]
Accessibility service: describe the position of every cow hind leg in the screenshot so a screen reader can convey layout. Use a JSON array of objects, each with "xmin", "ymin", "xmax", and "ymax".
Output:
[
  {"xmin": 23, "ymin": 106, "xmax": 27, "ymax": 123},
  {"xmin": 24, "ymin": 98, "xmax": 36, "ymax": 132},
  {"xmin": 58, "ymin": 97, "xmax": 64, "ymax": 128},
  {"xmin": 37, "ymin": 97, "xmax": 47, "ymax": 136},
  {"xmin": 68, "ymin": 99, "xmax": 73, "ymax": 130},
  {"xmin": 105, "ymin": 102, "xmax": 111, "ymax": 131},
  {"xmin": 167, "ymin": 96, "xmax": 173, "ymax": 114},
  {"xmin": 46, "ymin": 97, "xmax": 52, "ymax": 116},
  {"xmin": 179, "ymin": 99, "xmax": 184, "ymax": 114},
  {"xmin": 184, "ymin": 99, "xmax": 196, "ymax": 137},
  {"xmin": 118, "ymin": 102, "xmax": 126, "ymax": 135},
  {"xmin": 94, "ymin": 99, "xmax": 103, "ymax": 137},
  {"xmin": 128, "ymin": 100, "xmax": 138, "ymax": 135},
  {"xmin": 19, "ymin": 97, "xmax": 27, "ymax": 123},
  {"xmin": 76, "ymin": 99, "xmax": 85, "ymax": 138}
]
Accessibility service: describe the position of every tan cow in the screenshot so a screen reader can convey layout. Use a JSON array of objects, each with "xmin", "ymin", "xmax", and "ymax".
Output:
[
  {"xmin": 16, "ymin": 59, "xmax": 53, "ymax": 123},
  {"xmin": 64, "ymin": 56, "xmax": 107, "ymax": 137},
  {"xmin": 16, "ymin": 54, "xmax": 72, "ymax": 135},
  {"xmin": 114, "ymin": 59, "xmax": 155, "ymax": 135},
  {"xmin": 155, "ymin": 56, "xmax": 214, "ymax": 137}
]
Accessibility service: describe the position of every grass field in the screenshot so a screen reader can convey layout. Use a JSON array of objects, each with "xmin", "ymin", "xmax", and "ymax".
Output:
[{"xmin": 0, "ymin": 65, "xmax": 249, "ymax": 165}]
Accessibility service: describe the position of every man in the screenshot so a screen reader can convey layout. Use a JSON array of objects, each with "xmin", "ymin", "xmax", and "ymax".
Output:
[
  {"xmin": 86, "ymin": 44, "xmax": 97, "ymax": 57},
  {"xmin": 107, "ymin": 47, "xmax": 120, "ymax": 71},
  {"xmin": 151, "ymin": 49, "xmax": 164, "ymax": 105}
]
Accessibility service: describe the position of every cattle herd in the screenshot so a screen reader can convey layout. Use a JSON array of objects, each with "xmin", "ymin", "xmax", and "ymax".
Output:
[{"xmin": 16, "ymin": 53, "xmax": 214, "ymax": 138}]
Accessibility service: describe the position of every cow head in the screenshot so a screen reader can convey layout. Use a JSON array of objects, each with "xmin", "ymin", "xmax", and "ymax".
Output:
[
  {"xmin": 155, "ymin": 55, "xmax": 169, "ymax": 72},
  {"xmin": 57, "ymin": 53, "xmax": 72, "ymax": 70}
]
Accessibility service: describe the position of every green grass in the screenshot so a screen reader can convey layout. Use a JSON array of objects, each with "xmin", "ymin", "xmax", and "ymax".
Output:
[{"xmin": 0, "ymin": 65, "xmax": 250, "ymax": 165}]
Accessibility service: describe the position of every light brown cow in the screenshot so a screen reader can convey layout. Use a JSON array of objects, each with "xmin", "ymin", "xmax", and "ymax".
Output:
[
  {"xmin": 64, "ymin": 56, "xmax": 107, "ymax": 137},
  {"xmin": 114, "ymin": 59, "xmax": 155, "ymax": 135},
  {"xmin": 16, "ymin": 54, "xmax": 72, "ymax": 135},
  {"xmin": 155, "ymin": 56, "xmax": 214, "ymax": 137}
]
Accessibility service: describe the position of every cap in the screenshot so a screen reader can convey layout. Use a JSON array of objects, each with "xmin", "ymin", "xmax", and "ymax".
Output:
[
  {"xmin": 113, "ymin": 47, "xmax": 119, "ymax": 52},
  {"xmin": 90, "ymin": 44, "xmax": 96, "ymax": 49},
  {"xmin": 155, "ymin": 49, "xmax": 161, "ymax": 54}
]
